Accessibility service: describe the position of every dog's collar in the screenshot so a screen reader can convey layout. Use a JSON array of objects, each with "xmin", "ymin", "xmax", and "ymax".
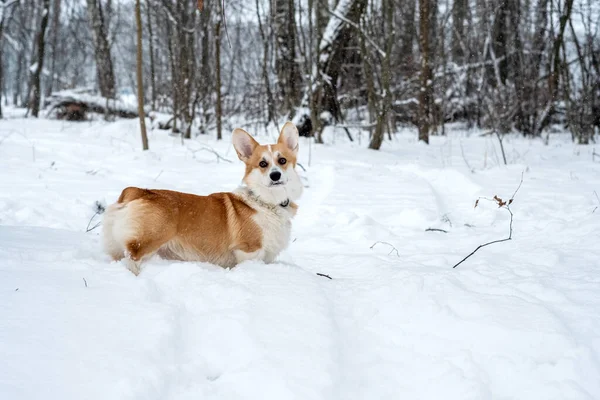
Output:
[{"xmin": 245, "ymin": 188, "xmax": 290, "ymax": 209}]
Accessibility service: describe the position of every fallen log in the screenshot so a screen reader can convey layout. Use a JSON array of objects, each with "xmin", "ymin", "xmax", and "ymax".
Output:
[{"xmin": 46, "ymin": 89, "xmax": 139, "ymax": 120}]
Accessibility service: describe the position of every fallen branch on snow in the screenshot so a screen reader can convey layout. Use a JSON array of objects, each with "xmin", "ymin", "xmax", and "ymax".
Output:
[
  {"xmin": 316, "ymin": 273, "xmax": 333, "ymax": 280},
  {"xmin": 46, "ymin": 90, "xmax": 139, "ymax": 120},
  {"xmin": 593, "ymin": 191, "xmax": 599, "ymax": 214},
  {"xmin": 370, "ymin": 241, "xmax": 400, "ymax": 257},
  {"xmin": 426, "ymin": 228, "xmax": 448, "ymax": 233},
  {"xmin": 452, "ymin": 172, "xmax": 523, "ymax": 269}
]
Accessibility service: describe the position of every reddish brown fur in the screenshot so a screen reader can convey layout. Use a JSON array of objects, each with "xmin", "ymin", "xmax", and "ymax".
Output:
[{"xmin": 111, "ymin": 187, "xmax": 262, "ymax": 265}]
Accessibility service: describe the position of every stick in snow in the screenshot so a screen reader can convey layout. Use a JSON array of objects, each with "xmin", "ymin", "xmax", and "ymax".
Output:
[
  {"xmin": 426, "ymin": 228, "xmax": 448, "ymax": 233},
  {"xmin": 452, "ymin": 172, "xmax": 523, "ymax": 269},
  {"xmin": 86, "ymin": 201, "xmax": 106, "ymax": 232},
  {"xmin": 316, "ymin": 273, "xmax": 333, "ymax": 280},
  {"xmin": 370, "ymin": 241, "xmax": 400, "ymax": 257}
]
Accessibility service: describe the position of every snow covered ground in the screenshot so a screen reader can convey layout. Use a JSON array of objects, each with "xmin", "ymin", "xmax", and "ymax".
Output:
[{"xmin": 1, "ymin": 108, "xmax": 600, "ymax": 400}]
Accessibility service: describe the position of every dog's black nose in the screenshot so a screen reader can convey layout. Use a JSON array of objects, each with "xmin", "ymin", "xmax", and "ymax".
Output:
[{"xmin": 270, "ymin": 171, "xmax": 282, "ymax": 181}]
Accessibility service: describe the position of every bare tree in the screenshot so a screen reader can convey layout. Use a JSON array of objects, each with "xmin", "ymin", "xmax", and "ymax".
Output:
[
  {"xmin": 214, "ymin": 0, "xmax": 222, "ymax": 140},
  {"xmin": 135, "ymin": 0, "xmax": 148, "ymax": 150},
  {"xmin": 297, "ymin": 0, "xmax": 368, "ymax": 142},
  {"xmin": 44, "ymin": 0, "xmax": 60, "ymax": 97},
  {"xmin": 367, "ymin": 0, "xmax": 394, "ymax": 150},
  {"xmin": 418, "ymin": 0, "xmax": 432, "ymax": 144},
  {"xmin": 145, "ymin": 0, "xmax": 156, "ymax": 111},
  {"xmin": 0, "ymin": 0, "xmax": 20, "ymax": 118},
  {"xmin": 86, "ymin": 0, "xmax": 116, "ymax": 98},
  {"xmin": 274, "ymin": 0, "xmax": 301, "ymax": 118},
  {"xmin": 30, "ymin": 0, "xmax": 50, "ymax": 118}
]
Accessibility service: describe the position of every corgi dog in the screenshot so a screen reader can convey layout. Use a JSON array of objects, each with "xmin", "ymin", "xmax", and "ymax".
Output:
[{"xmin": 102, "ymin": 122, "xmax": 303, "ymax": 275}]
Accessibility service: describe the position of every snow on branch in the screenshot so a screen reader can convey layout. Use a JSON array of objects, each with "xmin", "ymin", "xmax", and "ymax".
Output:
[
  {"xmin": 319, "ymin": 0, "xmax": 386, "ymax": 57},
  {"xmin": 46, "ymin": 89, "xmax": 139, "ymax": 120}
]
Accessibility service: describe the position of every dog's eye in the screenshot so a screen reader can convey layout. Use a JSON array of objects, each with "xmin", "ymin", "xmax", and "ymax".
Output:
[
  {"xmin": 259, "ymin": 160, "xmax": 268, "ymax": 168},
  {"xmin": 278, "ymin": 158, "xmax": 287, "ymax": 165}
]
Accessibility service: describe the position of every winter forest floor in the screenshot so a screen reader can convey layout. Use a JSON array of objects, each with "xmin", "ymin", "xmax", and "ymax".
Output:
[{"xmin": 1, "ymin": 108, "xmax": 600, "ymax": 399}]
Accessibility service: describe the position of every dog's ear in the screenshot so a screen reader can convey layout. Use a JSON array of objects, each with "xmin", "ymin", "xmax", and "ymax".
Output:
[
  {"xmin": 278, "ymin": 122, "xmax": 299, "ymax": 155},
  {"xmin": 232, "ymin": 128, "xmax": 259, "ymax": 162}
]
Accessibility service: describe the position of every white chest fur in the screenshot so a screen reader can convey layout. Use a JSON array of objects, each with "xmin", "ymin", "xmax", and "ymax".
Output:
[
  {"xmin": 252, "ymin": 205, "xmax": 293, "ymax": 263},
  {"xmin": 233, "ymin": 188, "xmax": 294, "ymax": 264}
]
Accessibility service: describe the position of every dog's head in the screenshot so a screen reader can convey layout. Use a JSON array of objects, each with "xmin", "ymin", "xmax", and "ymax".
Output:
[{"xmin": 232, "ymin": 122, "xmax": 303, "ymax": 205}]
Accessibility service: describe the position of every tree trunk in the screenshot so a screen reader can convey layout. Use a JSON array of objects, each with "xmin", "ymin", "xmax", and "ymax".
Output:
[
  {"xmin": 256, "ymin": 0, "xmax": 275, "ymax": 125},
  {"xmin": 145, "ymin": 0, "xmax": 156, "ymax": 111},
  {"xmin": 298, "ymin": 0, "xmax": 368, "ymax": 142},
  {"xmin": 368, "ymin": 0, "xmax": 394, "ymax": 150},
  {"xmin": 24, "ymin": 1, "xmax": 42, "ymax": 110},
  {"xmin": 418, "ymin": 0, "xmax": 432, "ymax": 144},
  {"xmin": 31, "ymin": 0, "xmax": 51, "ymax": 118},
  {"xmin": 550, "ymin": 0, "xmax": 573, "ymax": 102},
  {"xmin": 0, "ymin": 0, "xmax": 12, "ymax": 118},
  {"xmin": 274, "ymin": 0, "xmax": 301, "ymax": 117},
  {"xmin": 178, "ymin": 0, "xmax": 195, "ymax": 139},
  {"xmin": 45, "ymin": 0, "xmax": 61, "ymax": 97},
  {"xmin": 534, "ymin": 0, "xmax": 573, "ymax": 135},
  {"xmin": 215, "ymin": 6, "xmax": 222, "ymax": 141},
  {"xmin": 0, "ymin": 3, "xmax": 5, "ymax": 118},
  {"xmin": 199, "ymin": 2, "xmax": 211, "ymax": 130},
  {"xmin": 86, "ymin": 0, "xmax": 116, "ymax": 98},
  {"xmin": 135, "ymin": 0, "xmax": 148, "ymax": 150},
  {"xmin": 451, "ymin": 0, "xmax": 467, "ymax": 63}
]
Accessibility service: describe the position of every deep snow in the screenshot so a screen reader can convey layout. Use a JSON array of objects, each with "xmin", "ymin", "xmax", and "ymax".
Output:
[{"xmin": 1, "ymin": 109, "xmax": 600, "ymax": 400}]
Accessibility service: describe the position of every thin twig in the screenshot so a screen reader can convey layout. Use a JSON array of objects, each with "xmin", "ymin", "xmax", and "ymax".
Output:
[
  {"xmin": 154, "ymin": 170, "xmax": 164, "ymax": 181},
  {"xmin": 426, "ymin": 228, "xmax": 448, "ymax": 233},
  {"xmin": 370, "ymin": 241, "xmax": 400, "ymax": 257},
  {"xmin": 86, "ymin": 202, "xmax": 106, "ymax": 233},
  {"xmin": 593, "ymin": 149, "xmax": 599, "ymax": 162},
  {"xmin": 316, "ymin": 273, "xmax": 333, "ymax": 280},
  {"xmin": 511, "ymin": 171, "xmax": 525, "ymax": 200},
  {"xmin": 86, "ymin": 212, "xmax": 102, "ymax": 232},
  {"xmin": 441, "ymin": 213, "xmax": 453, "ymax": 227},
  {"xmin": 296, "ymin": 163, "xmax": 307, "ymax": 172},
  {"xmin": 593, "ymin": 190, "xmax": 599, "ymax": 214},
  {"xmin": 452, "ymin": 172, "xmax": 524, "ymax": 269},
  {"xmin": 189, "ymin": 146, "xmax": 232, "ymax": 163},
  {"xmin": 452, "ymin": 208, "xmax": 513, "ymax": 269},
  {"xmin": 83, "ymin": 278, "xmax": 88, "ymax": 288}
]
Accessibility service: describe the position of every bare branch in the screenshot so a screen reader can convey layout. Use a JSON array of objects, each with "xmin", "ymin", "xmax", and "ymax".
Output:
[
  {"xmin": 426, "ymin": 228, "xmax": 448, "ymax": 233},
  {"xmin": 452, "ymin": 173, "xmax": 524, "ymax": 269},
  {"xmin": 86, "ymin": 201, "xmax": 106, "ymax": 233},
  {"xmin": 370, "ymin": 241, "xmax": 400, "ymax": 257}
]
